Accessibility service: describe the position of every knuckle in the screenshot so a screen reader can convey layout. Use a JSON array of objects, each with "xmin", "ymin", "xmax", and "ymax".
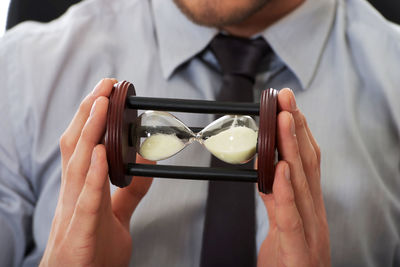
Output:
[
  {"xmin": 291, "ymin": 141, "xmax": 301, "ymax": 158},
  {"xmin": 80, "ymin": 124, "xmax": 95, "ymax": 144},
  {"xmin": 78, "ymin": 96, "xmax": 93, "ymax": 114},
  {"xmin": 302, "ymin": 155, "xmax": 314, "ymax": 168},
  {"xmin": 312, "ymin": 160, "xmax": 320, "ymax": 176},
  {"xmin": 65, "ymin": 159, "xmax": 84, "ymax": 178},
  {"xmin": 302, "ymin": 148, "xmax": 320, "ymax": 178},
  {"xmin": 65, "ymin": 162, "xmax": 87, "ymax": 180},
  {"xmin": 313, "ymin": 165, "xmax": 321, "ymax": 180},
  {"xmin": 85, "ymin": 176, "xmax": 104, "ymax": 195},
  {"xmin": 64, "ymin": 164, "xmax": 76, "ymax": 179},
  {"xmin": 278, "ymin": 213, "xmax": 304, "ymax": 234},
  {"xmin": 315, "ymin": 142, "xmax": 321, "ymax": 154},
  {"xmin": 300, "ymin": 112, "xmax": 307, "ymax": 124},
  {"xmin": 315, "ymin": 144, "xmax": 321, "ymax": 161},
  {"xmin": 59, "ymin": 133, "xmax": 74, "ymax": 154},
  {"xmin": 294, "ymin": 111, "xmax": 306, "ymax": 129},
  {"xmin": 306, "ymin": 156, "xmax": 320, "ymax": 174},
  {"xmin": 278, "ymin": 189, "xmax": 296, "ymax": 206},
  {"xmin": 298, "ymin": 177, "xmax": 311, "ymax": 195},
  {"xmin": 287, "ymin": 216, "xmax": 304, "ymax": 233},
  {"xmin": 319, "ymin": 215, "xmax": 329, "ymax": 231},
  {"xmin": 77, "ymin": 198, "xmax": 100, "ymax": 216},
  {"xmin": 80, "ymin": 125, "xmax": 90, "ymax": 139}
]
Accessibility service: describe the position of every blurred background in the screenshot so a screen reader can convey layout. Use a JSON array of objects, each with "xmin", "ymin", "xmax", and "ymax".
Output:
[{"xmin": 0, "ymin": 0, "xmax": 399, "ymax": 37}]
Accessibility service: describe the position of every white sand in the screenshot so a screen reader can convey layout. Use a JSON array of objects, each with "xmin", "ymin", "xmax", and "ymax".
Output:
[
  {"xmin": 139, "ymin": 134, "xmax": 185, "ymax": 161},
  {"xmin": 204, "ymin": 126, "xmax": 257, "ymax": 164}
]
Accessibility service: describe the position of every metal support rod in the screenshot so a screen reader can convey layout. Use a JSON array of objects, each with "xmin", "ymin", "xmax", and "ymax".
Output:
[
  {"xmin": 127, "ymin": 96, "xmax": 260, "ymax": 115},
  {"xmin": 126, "ymin": 163, "xmax": 258, "ymax": 182}
]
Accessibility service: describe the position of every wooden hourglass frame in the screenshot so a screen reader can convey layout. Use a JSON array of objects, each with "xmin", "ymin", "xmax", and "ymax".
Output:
[{"xmin": 104, "ymin": 81, "xmax": 277, "ymax": 194}]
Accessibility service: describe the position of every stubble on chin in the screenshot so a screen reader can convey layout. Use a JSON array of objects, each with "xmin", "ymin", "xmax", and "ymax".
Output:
[{"xmin": 173, "ymin": 0, "xmax": 270, "ymax": 28}]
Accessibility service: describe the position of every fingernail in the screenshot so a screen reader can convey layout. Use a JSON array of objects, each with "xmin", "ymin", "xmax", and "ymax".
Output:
[
  {"xmin": 284, "ymin": 164, "xmax": 290, "ymax": 181},
  {"xmin": 290, "ymin": 90, "xmax": 297, "ymax": 111},
  {"xmin": 92, "ymin": 79, "xmax": 105, "ymax": 97},
  {"xmin": 290, "ymin": 114, "xmax": 296, "ymax": 135}
]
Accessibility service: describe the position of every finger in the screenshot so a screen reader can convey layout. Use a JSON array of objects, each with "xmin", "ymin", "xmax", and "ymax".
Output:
[
  {"xmin": 278, "ymin": 89, "xmax": 324, "ymax": 215},
  {"xmin": 62, "ymin": 96, "xmax": 109, "ymax": 218},
  {"xmin": 302, "ymin": 117, "xmax": 326, "ymax": 219},
  {"xmin": 298, "ymin": 113, "xmax": 325, "ymax": 207},
  {"xmin": 259, "ymin": 161, "xmax": 291, "ymax": 229},
  {"xmin": 59, "ymin": 78, "xmax": 117, "ymax": 171},
  {"xmin": 277, "ymin": 111, "xmax": 317, "ymax": 242},
  {"xmin": 67, "ymin": 145, "xmax": 109, "ymax": 242},
  {"xmin": 273, "ymin": 162, "xmax": 309, "ymax": 267},
  {"xmin": 303, "ymin": 117, "xmax": 321, "ymax": 165},
  {"xmin": 278, "ymin": 89, "xmax": 318, "ymax": 173},
  {"xmin": 278, "ymin": 88, "xmax": 320, "ymax": 162},
  {"xmin": 112, "ymin": 155, "xmax": 154, "ymax": 228}
]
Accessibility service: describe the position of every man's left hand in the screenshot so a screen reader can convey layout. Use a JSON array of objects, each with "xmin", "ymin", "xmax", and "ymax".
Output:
[{"xmin": 258, "ymin": 88, "xmax": 331, "ymax": 267}]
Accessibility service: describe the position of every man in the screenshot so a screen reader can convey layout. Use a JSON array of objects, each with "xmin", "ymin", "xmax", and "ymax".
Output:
[{"xmin": 0, "ymin": 0, "xmax": 399, "ymax": 266}]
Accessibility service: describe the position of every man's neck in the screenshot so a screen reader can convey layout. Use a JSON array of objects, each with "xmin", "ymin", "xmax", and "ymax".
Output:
[{"xmin": 222, "ymin": 0, "xmax": 304, "ymax": 37}]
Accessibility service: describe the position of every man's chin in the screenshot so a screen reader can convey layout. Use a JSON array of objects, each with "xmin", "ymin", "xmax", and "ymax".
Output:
[{"xmin": 173, "ymin": 0, "xmax": 270, "ymax": 28}]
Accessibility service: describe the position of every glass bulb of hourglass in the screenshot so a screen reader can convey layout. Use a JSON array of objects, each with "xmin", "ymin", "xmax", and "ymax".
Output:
[
  {"xmin": 133, "ymin": 111, "xmax": 195, "ymax": 161},
  {"xmin": 199, "ymin": 115, "xmax": 258, "ymax": 164},
  {"xmin": 133, "ymin": 111, "xmax": 258, "ymax": 164}
]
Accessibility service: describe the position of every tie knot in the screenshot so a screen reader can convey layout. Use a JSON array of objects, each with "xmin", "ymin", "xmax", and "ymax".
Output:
[{"xmin": 209, "ymin": 34, "xmax": 271, "ymax": 80}]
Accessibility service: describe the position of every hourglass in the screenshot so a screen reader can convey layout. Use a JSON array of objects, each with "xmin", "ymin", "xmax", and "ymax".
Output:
[{"xmin": 105, "ymin": 81, "xmax": 277, "ymax": 194}]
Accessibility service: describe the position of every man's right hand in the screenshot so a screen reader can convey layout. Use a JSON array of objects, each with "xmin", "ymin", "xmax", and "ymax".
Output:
[{"xmin": 40, "ymin": 78, "xmax": 154, "ymax": 267}]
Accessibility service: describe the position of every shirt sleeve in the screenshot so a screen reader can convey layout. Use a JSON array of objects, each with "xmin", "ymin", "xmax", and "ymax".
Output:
[{"xmin": 0, "ymin": 32, "xmax": 37, "ymax": 267}]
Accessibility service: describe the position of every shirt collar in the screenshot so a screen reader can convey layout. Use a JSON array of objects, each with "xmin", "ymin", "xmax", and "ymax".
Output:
[
  {"xmin": 152, "ymin": 0, "xmax": 336, "ymax": 88},
  {"xmin": 152, "ymin": 0, "xmax": 218, "ymax": 79},
  {"xmin": 261, "ymin": 0, "xmax": 336, "ymax": 89}
]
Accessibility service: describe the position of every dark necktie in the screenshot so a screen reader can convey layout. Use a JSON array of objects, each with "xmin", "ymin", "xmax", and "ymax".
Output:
[{"xmin": 200, "ymin": 34, "xmax": 271, "ymax": 267}]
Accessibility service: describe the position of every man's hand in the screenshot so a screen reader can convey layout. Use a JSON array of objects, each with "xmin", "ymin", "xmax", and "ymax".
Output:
[
  {"xmin": 258, "ymin": 89, "xmax": 331, "ymax": 267},
  {"xmin": 40, "ymin": 79, "xmax": 154, "ymax": 267}
]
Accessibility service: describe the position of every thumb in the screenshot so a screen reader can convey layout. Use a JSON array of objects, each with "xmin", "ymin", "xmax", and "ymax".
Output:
[{"xmin": 111, "ymin": 155, "xmax": 155, "ymax": 228}]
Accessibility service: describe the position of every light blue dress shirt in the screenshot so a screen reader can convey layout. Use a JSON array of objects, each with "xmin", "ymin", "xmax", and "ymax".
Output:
[{"xmin": 0, "ymin": 0, "xmax": 399, "ymax": 266}]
